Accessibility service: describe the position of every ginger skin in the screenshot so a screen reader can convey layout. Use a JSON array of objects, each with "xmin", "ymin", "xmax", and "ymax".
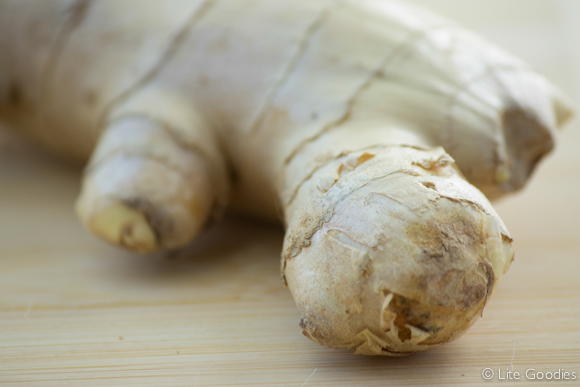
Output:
[{"xmin": 0, "ymin": 0, "xmax": 572, "ymax": 355}]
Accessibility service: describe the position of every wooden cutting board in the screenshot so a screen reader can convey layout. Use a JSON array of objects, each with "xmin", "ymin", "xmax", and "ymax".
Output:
[{"xmin": 1, "ymin": 1, "xmax": 579, "ymax": 385}]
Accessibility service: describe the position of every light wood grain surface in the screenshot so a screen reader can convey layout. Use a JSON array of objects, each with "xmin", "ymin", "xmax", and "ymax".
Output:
[{"xmin": 1, "ymin": 1, "xmax": 579, "ymax": 385}]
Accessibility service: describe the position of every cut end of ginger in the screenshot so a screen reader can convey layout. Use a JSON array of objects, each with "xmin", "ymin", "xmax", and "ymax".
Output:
[{"xmin": 82, "ymin": 201, "xmax": 158, "ymax": 254}]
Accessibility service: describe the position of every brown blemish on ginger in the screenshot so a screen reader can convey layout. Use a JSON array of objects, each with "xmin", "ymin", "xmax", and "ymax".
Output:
[
  {"xmin": 299, "ymin": 317, "xmax": 323, "ymax": 344},
  {"xmin": 381, "ymin": 291, "xmax": 467, "ymax": 346},
  {"xmin": 501, "ymin": 107, "xmax": 555, "ymax": 190},
  {"xmin": 121, "ymin": 197, "xmax": 163, "ymax": 243},
  {"xmin": 501, "ymin": 233, "xmax": 513, "ymax": 243},
  {"xmin": 121, "ymin": 223, "xmax": 133, "ymax": 238},
  {"xmin": 383, "ymin": 293, "xmax": 432, "ymax": 342},
  {"xmin": 403, "ymin": 209, "xmax": 490, "ymax": 311},
  {"xmin": 406, "ymin": 208, "xmax": 480, "ymax": 253},
  {"xmin": 353, "ymin": 152, "xmax": 375, "ymax": 167},
  {"xmin": 479, "ymin": 261, "xmax": 495, "ymax": 314},
  {"xmin": 421, "ymin": 181, "xmax": 436, "ymax": 190}
]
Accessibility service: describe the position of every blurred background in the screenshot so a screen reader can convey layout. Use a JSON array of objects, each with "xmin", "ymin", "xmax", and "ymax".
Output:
[{"xmin": 1, "ymin": 1, "xmax": 579, "ymax": 385}]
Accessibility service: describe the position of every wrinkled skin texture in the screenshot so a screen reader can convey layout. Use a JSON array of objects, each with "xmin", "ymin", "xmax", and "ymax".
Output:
[
  {"xmin": 0, "ymin": 0, "xmax": 572, "ymax": 354},
  {"xmin": 284, "ymin": 146, "xmax": 513, "ymax": 354}
]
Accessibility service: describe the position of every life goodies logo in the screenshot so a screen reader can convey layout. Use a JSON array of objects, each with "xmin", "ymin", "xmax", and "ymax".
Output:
[{"xmin": 482, "ymin": 368, "xmax": 577, "ymax": 381}]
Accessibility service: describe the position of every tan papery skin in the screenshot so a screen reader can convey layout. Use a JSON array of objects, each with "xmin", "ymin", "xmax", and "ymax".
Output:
[{"xmin": 0, "ymin": 0, "xmax": 573, "ymax": 355}]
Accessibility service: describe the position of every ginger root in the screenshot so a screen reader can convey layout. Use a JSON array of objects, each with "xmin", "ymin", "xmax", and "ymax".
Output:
[{"xmin": 0, "ymin": 0, "xmax": 573, "ymax": 355}]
